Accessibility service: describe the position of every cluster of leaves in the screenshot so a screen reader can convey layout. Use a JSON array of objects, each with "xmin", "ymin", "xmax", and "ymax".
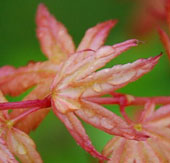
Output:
[{"xmin": 0, "ymin": 2, "xmax": 170, "ymax": 163}]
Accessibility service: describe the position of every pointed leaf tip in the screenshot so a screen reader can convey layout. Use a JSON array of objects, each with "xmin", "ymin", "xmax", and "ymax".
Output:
[
  {"xmin": 36, "ymin": 3, "xmax": 75, "ymax": 63},
  {"xmin": 149, "ymin": 53, "xmax": 162, "ymax": 65},
  {"xmin": 77, "ymin": 19, "xmax": 117, "ymax": 51},
  {"xmin": 112, "ymin": 39, "xmax": 139, "ymax": 54}
]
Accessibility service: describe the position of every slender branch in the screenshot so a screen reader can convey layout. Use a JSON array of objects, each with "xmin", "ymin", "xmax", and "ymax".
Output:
[
  {"xmin": 86, "ymin": 96, "xmax": 170, "ymax": 106},
  {"xmin": 0, "ymin": 94, "xmax": 170, "ymax": 111},
  {"xmin": 0, "ymin": 96, "xmax": 51, "ymax": 110},
  {"xmin": 87, "ymin": 97, "xmax": 122, "ymax": 105},
  {"xmin": 119, "ymin": 105, "xmax": 133, "ymax": 125},
  {"xmin": 130, "ymin": 96, "xmax": 170, "ymax": 105}
]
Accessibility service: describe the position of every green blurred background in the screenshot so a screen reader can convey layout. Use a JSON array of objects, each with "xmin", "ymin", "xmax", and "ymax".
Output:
[{"xmin": 0, "ymin": 0, "xmax": 170, "ymax": 162}]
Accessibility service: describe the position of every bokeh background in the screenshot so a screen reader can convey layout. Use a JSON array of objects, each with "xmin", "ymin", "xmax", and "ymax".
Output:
[{"xmin": 0, "ymin": 0, "xmax": 170, "ymax": 162}]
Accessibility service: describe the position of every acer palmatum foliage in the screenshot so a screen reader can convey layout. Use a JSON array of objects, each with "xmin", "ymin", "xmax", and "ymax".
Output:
[
  {"xmin": 0, "ymin": 3, "xmax": 169, "ymax": 162},
  {"xmin": 101, "ymin": 102, "xmax": 170, "ymax": 162},
  {"xmin": 0, "ymin": 91, "xmax": 42, "ymax": 163}
]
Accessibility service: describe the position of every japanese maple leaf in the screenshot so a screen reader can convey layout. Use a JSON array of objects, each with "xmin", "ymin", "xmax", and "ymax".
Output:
[
  {"xmin": 0, "ymin": 91, "xmax": 42, "ymax": 163},
  {"xmin": 0, "ymin": 3, "xmax": 161, "ymax": 160},
  {"xmin": 130, "ymin": 0, "xmax": 166, "ymax": 36},
  {"xmin": 1, "ymin": 4, "xmax": 116, "ymax": 133},
  {"xmin": 101, "ymin": 102, "xmax": 170, "ymax": 162},
  {"xmin": 50, "ymin": 34, "xmax": 160, "ymax": 159},
  {"xmin": 159, "ymin": 0, "xmax": 170, "ymax": 61}
]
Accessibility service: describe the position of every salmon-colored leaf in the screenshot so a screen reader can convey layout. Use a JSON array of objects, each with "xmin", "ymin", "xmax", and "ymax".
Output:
[
  {"xmin": 145, "ymin": 104, "xmax": 170, "ymax": 127},
  {"xmin": 139, "ymin": 102, "xmax": 155, "ymax": 123},
  {"xmin": 52, "ymin": 100, "xmax": 107, "ymax": 160},
  {"xmin": 77, "ymin": 20, "xmax": 117, "ymax": 51},
  {"xmin": 0, "ymin": 138, "xmax": 18, "ymax": 163},
  {"xmin": 71, "ymin": 55, "xmax": 160, "ymax": 98},
  {"xmin": 7, "ymin": 128, "xmax": 42, "ymax": 163},
  {"xmin": 36, "ymin": 4, "xmax": 75, "ymax": 63},
  {"xmin": 76, "ymin": 100, "xmax": 146, "ymax": 140},
  {"xmin": 102, "ymin": 103, "xmax": 170, "ymax": 162},
  {"xmin": 0, "ymin": 61, "xmax": 57, "ymax": 96},
  {"xmin": 52, "ymin": 39, "xmax": 138, "ymax": 90}
]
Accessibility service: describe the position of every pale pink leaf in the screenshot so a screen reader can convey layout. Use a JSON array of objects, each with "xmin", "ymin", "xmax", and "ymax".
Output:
[
  {"xmin": 143, "ymin": 129, "xmax": 170, "ymax": 161},
  {"xmin": 0, "ymin": 61, "xmax": 57, "ymax": 96},
  {"xmin": 104, "ymin": 138, "xmax": 127, "ymax": 163},
  {"xmin": 68, "ymin": 55, "xmax": 160, "ymax": 98},
  {"xmin": 76, "ymin": 100, "xmax": 146, "ymax": 140},
  {"xmin": 77, "ymin": 20, "xmax": 117, "ymax": 51},
  {"xmin": 7, "ymin": 128, "xmax": 42, "ymax": 163},
  {"xmin": 108, "ymin": 139, "xmax": 139, "ymax": 163},
  {"xmin": 101, "ymin": 137, "xmax": 122, "ymax": 160},
  {"xmin": 144, "ymin": 104, "xmax": 170, "ymax": 127},
  {"xmin": 0, "ymin": 138, "xmax": 18, "ymax": 163},
  {"xmin": 138, "ymin": 102, "xmax": 155, "ymax": 123},
  {"xmin": 136, "ymin": 141, "xmax": 164, "ymax": 162},
  {"xmin": 102, "ymin": 136, "xmax": 169, "ymax": 163},
  {"xmin": 147, "ymin": 127, "xmax": 170, "ymax": 149},
  {"xmin": 52, "ymin": 39, "xmax": 138, "ymax": 89},
  {"xmin": 104, "ymin": 138, "xmax": 126, "ymax": 163},
  {"xmin": 52, "ymin": 93, "xmax": 81, "ymax": 113},
  {"xmin": 147, "ymin": 138, "xmax": 170, "ymax": 161},
  {"xmin": 36, "ymin": 4, "xmax": 75, "ymax": 63},
  {"xmin": 101, "ymin": 103, "xmax": 170, "ymax": 162},
  {"xmin": 146, "ymin": 126, "xmax": 170, "ymax": 144},
  {"xmin": 52, "ymin": 100, "xmax": 107, "ymax": 160}
]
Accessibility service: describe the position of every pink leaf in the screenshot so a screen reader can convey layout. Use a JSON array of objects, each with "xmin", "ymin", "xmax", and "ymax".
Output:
[
  {"xmin": 69, "ymin": 55, "xmax": 160, "ymax": 98},
  {"xmin": 0, "ymin": 61, "xmax": 57, "ymax": 96},
  {"xmin": 144, "ymin": 104, "xmax": 170, "ymax": 127},
  {"xmin": 102, "ymin": 136, "xmax": 169, "ymax": 163},
  {"xmin": 52, "ymin": 39, "xmax": 138, "ymax": 89},
  {"xmin": 77, "ymin": 20, "xmax": 117, "ymax": 51},
  {"xmin": 7, "ymin": 128, "xmax": 42, "ymax": 163},
  {"xmin": 52, "ymin": 100, "xmax": 107, "ymax": 160},
  {"xmin": 76, "ymin": 100, "xmax": 146, "ymax": 140},
  {"xmin": 36, "ymin": 4, "xmax": 75, "ymax": 63},
  {"xmin": 0, "ymin": 138, "xmax": 18, "ymax": 163},
  {"xmin": 139, "ymin": 102, "xmax": 155, "ymax": 123}
]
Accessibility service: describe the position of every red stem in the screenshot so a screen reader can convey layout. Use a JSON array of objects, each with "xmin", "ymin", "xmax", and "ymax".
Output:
[
  {"xmin": 87, "ymin": 96, "xmax": 170, "ymax": 106},
  {"xmin": 0, "ymin": 96, "xmax": 51, "ymax": 110},
  {"xmin": 0, "ymin": 95, "xmax": 169, "ymax": 111},
  {"xmin": 130, "ymin": 97, "xmax": 170, "ymax": 105},
  {"xmin": 119, "ymin": 105, "xmax": 133, "ymax": 125}
]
